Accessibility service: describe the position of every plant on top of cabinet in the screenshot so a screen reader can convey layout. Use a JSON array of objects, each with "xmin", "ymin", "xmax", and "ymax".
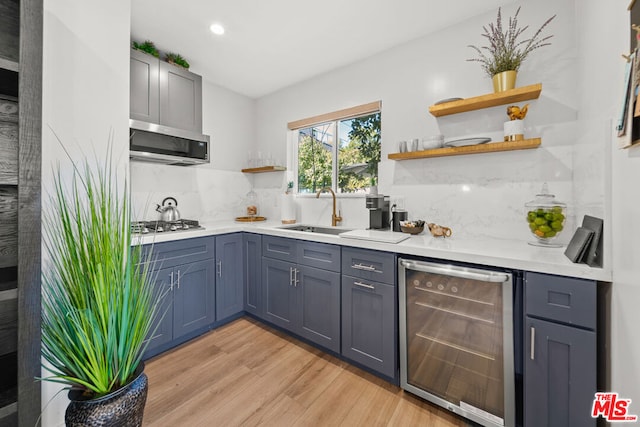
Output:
[
  {"xmin": 467, "ymin": 7, "xmax": 555, "ymax": 92},
  {"xmin": 165, "ymin": 52, "xmax": 190, "ymax": 70},
  {"xmin": 132, "ymin": 39, "xmax": 159, "ymax": 57}
]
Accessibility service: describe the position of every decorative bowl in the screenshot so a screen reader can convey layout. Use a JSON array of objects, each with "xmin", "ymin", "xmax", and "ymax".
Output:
[
  {"xmin": 400, "ymin": 220, "xmax": 426, "ymax": 234},
  {"xmin": 401, "ymin": 225, "xmax": 424, "ymax": 234}
]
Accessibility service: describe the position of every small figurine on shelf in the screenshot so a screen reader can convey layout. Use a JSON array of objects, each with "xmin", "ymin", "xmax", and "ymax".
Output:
[{"xmin": 504, "ymin": 103, "xmax": 529, "ymax": 141}]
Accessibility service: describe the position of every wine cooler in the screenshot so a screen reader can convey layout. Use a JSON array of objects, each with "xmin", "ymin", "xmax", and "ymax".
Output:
[{"xmin": 399, "ymin": 259, "xmax": 515, "ymax": 427}]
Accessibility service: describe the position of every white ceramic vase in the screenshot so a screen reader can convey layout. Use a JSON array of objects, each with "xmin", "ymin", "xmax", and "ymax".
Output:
[{"xmin": 504, "ymin": 120, "xmax": 524, "ymax": 141}]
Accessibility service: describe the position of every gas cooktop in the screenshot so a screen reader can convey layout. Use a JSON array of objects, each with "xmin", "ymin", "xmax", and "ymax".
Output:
[{"xmin": 131, "ymin": 219, "xmax": 203, "ymax": 234}]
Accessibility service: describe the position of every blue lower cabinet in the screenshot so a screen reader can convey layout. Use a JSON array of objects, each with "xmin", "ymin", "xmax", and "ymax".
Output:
[
  {"xmin": 215, "ymin": 234, "xmax": 244, "ymax": 321},
  {"xmin": 525, "ymin": 317, "xmax": 596, "ymax": 427},
  {"xmin": 341, "ymin": 275, "xmax": 396, "ymax": 379},
  {"xmin": 142, "ymin": 256, "xmax": 216, "ymax": 359},
  {"xmin": 262, "ymin": 257, "xmax": 297, "ymax": 332},
  {"xmin": 262, "ymin": 237, "xmax": 341, "ymax": 353},
  {"xmin": 524, "ymin": 272, "xmax": 598, "ymax": 427},
  {"xmin": 143, "ymin": 266, "xmax": 174, "ymax": 356},
  {"xmin": 297, "ymin": 265, "xmax": 340, "ymax": 353},
  {"xmin": 173, "ymin": 259, "xmax": 216, "ymax": 337},
  {"xmin": 243, "ymin": 234, "xmax": 262, "ymax": 317}
]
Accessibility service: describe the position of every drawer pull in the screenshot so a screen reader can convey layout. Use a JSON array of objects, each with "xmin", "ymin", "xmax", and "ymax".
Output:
[
  {"xmin": 530, "ymin": 326, "xmax": 536, "ymax": 360},
  {"xmin": 353, "ymin": 263, "xmax": 376, "ymax": 271},
  {"xmin": 354, "ymin": 281, "xmax": 375, "ymax": 290}
]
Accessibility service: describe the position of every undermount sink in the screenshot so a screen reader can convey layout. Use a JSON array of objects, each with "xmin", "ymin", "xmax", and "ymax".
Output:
[{"xmin": 278, "ymin": 224, "xmax": 352, "ymax": 235}]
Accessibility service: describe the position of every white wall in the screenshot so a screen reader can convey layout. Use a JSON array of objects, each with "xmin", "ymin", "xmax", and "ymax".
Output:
[
  {"xmin": 254, "ymin": 0, "xmax": 592, "ymax": 243},
  {"xmin": 130, "ymin": 79, "xmax": 255, "ymax": 222},
  {"xmin": 41, "ymin": 0, "xmax": 131, "ymax": 425},
  {"xmin": 588, "ymin": 0, "xmax": 640, "ymax": 408}
]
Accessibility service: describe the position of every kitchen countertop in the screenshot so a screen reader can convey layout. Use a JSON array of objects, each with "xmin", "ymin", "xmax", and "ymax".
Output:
[{"xmin": 133, "ymin": 220, "xmax": 612, "ymax": 282}]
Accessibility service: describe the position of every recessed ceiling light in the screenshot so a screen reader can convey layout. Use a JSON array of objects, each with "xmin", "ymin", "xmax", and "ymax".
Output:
[{"xmin": 210, "ymin": 23, "xmax": 225, "ymax": 35}]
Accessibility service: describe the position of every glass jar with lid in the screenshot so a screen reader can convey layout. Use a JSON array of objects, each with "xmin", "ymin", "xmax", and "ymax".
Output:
[
  {"xmin": 524, "ymin": 183, "xmax": 567, "ymax": 247},
  {"xmin": 246, "ymin": 189, "xmax": 258, "ymax": 217}
]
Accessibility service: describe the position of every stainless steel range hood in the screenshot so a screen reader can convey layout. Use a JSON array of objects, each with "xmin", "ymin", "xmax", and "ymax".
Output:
[{"xmin": 129, "ymin": 119, "xmax": 210, "ymax": 166}]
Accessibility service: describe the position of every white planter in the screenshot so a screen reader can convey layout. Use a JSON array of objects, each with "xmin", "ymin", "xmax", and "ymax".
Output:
[{"xmin": 504, "ymin": 120, "xmax": 524, "ymax": 141}]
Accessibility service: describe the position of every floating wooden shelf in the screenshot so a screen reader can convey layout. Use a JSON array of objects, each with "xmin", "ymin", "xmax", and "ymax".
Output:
[
  {"xmin": 428, "ymin": 83, "xmax": 542, "ymax": 117},
  {"xmin": 241, "ymin": 166, "xmax": 286, "ymax": 173},
  {"xmin": 388, "ymin": 138, "xmax": 541, "ymax": 160}
]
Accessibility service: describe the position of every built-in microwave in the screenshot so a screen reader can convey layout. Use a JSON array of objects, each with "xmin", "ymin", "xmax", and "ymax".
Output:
[{"xmin": 129, "ymin": 119, "xmax": 210, "ymax": 166}]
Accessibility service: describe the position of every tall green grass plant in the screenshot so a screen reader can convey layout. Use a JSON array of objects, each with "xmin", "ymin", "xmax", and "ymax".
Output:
[{"xmin": 41, "ymin": 149, "xmax": 159, "ymax": 398}]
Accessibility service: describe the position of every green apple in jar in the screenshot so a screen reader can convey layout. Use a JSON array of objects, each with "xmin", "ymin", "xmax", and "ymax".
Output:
[{"xmin": 524, "ymin": 184, "xmax": 567, "ymax": 246}]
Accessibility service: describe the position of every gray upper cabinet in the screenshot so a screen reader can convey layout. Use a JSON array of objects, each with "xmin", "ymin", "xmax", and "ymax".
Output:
[
  {"xmin": 159, "ymin": 61, "xmax": 202, "ymax": 133},
  {"xmin": 524, "ymin": 272, "xmax": 598, "ymax": 427},
  {"xmin": 243, "ymin": 234, "xmax": 262, "ymax": 317},
  {"xmin": 130, "ymin": 48, "xmax": 203, "ymax": 133},
  {"xmin": 215, "ymin": 234, "xmax": 244, "ymax": 321},
  {"xmin": 130, "ymin": 49, "xmax": 160, "ymax": 123}
]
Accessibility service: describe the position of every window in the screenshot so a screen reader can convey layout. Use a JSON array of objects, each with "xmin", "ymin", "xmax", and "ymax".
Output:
[{"xmin": 289, "ymin": 102, "xmax": 381, "ymax": 195}]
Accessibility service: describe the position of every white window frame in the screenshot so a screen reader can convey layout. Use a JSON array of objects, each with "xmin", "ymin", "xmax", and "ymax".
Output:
[{"xmin": 288, "ymin": 101, "xmax": 381, "ymax": 198}]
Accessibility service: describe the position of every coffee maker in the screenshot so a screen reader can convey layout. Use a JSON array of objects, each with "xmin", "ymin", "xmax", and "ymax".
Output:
[{"xmin": 365, "ymin": 194, "xmax": 390, "ymax": 230}]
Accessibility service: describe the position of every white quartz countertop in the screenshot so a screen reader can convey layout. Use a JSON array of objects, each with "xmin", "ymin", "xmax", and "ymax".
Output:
[{"xmin": 134, "ymin": 220, "xmax": 611, "ymax": 282}]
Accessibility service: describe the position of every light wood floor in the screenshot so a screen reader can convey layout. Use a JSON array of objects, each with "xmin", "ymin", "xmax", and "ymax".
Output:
[{"xmin": 143, "ymin": 317, "xmax": 475, "ymax": 427}]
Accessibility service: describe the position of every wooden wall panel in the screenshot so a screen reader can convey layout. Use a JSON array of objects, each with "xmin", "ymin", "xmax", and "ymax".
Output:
[
  {"xmin": 0, "ymin": 297, "xmax": 17, "ymax": 357},
  {"xmin": 0, "ymin": 187, "xmax": 17, "ymax": 269},
  {"xmin": 18, "ymin": 0, "xmax": 43, "ymax": 423},
  {"xmin": 0, "ymin": 0, "xmax": 19, "ymax": 63},
  {"xmin": 0, "ymin": 98, "xmax": 18, "ymax": 186}
]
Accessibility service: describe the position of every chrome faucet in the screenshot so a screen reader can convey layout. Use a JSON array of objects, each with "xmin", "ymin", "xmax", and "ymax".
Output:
[{"xmin": 316, "ymin": 187, "xmax": 342, "ymax": 226}]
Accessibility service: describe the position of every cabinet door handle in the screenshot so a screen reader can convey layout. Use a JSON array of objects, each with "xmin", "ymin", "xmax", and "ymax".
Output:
[
  {"xmin": 169, "ymin": 271, "xmax": 174, "ymax": 291},
  {"xmin": 530, "ymin": 326, "xmax": 535, "ymax": 360},
  {"xmin": 354, "ymin": 281, "xmax": 375, "ymax": 290},
  {"xmin": 176, "ymin": 270, "xmax": 181, "ymax": 289},
  {"xmin": 289, "ymin": 267, "xmax": 293, "ymax": 286},
  {"xmin": 353, "ymin": 263, "xmax": 376, "ymax": 271},
  {"xmin": 217, "ymin": 260, "xmax": 222, "ymax": 277},
  {"xmin": 294, "ymin": 268, "xmax": 299, "ymax": 287}
]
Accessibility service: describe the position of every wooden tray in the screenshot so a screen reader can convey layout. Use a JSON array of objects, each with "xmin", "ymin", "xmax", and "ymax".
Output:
[{"xmin": 235, "ymin": 216, "xmax": 267, "ymax": 222}]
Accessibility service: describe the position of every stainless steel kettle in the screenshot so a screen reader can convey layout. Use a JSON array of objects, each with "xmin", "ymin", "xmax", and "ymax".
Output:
[{"xmin": 156, "ymin": 197, "xmax": 181, "ymax": 222}]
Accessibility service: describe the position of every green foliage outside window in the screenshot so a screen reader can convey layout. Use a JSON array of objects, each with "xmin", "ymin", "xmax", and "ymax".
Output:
[{"xmin": 297, "ymin": 112, "xmax": 380, "ymax": 194}]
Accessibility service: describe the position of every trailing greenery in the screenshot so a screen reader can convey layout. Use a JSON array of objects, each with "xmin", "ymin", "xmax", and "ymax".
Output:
[
  {"xmin": 467, "ymin": 7, "xmax": 555, "ymax": 77},
  {"xmin": 132, "ymin": 40, "xmax": 159, "ymax": 58},
  {"xmin": 165, "ymin": 52, "xmax": 190, "ymax": 69},
  {"xmin": 41, "ymin": 148, "xmax": 160, "ymax": 398}
]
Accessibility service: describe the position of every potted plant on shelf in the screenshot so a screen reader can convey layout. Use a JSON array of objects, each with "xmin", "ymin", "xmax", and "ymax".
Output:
[
  {"xmin": 467, "ymin": 7, "xmax": 555, "ymax": 93},
  {"xmin": 132, "ymin": 39, "xmax": 159, "ymax": 58},
  {"xmin": 165, "ymin": 52, "xmax": 190, "ymax": 70},
  {"xmin": 41, "ymin": 148, "xmax": 161, "ymax": 426}
]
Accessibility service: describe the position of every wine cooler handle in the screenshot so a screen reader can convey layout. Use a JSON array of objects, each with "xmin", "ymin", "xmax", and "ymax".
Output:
[
  {"xmin": 530, "ymin": 326, "xmax": 536, "ymax": 360},
  {"xmin": 400, "ymin": 259, "xmax": 509, "ymax": 283}
]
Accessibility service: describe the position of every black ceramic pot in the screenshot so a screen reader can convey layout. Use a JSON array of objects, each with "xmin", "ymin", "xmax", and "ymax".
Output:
[{"xmin": 65, "ymin": 366, "xmax": 148, "ymax": 427}]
